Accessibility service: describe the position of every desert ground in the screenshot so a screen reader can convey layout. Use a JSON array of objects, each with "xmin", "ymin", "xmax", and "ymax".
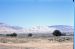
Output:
[{"xmin": 0, "ymin": 36, "xmax": 73, "ymax": 49}]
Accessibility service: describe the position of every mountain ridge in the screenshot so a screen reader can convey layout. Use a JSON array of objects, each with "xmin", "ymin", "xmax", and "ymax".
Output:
[{"xmin": 0, "ymin": 23, "xmax": 74, "ymax": 34}]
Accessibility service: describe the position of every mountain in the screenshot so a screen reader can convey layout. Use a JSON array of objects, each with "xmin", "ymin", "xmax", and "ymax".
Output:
[
  {"xmin": 48, "ymin": 25, "xmax": 74, "ymax": 35},
  {"xmin": 24, "ymin": 25, "xmax": 74, "ymax": 35},
  {"xmin": 48, "ymin": 25, "xmax": 74, "ymax": 33},
  {"xmin": 0, "ymin": 23, "xmax": 23, "ymax": 34},
  {"xmin": 0, "ymin": 23, "xmax": 74, "ymax": 35},
  {"xmin": 0, "ymin": 23, "xmax": 23, "ymax": 30},
  {"xmin": 24, "ymin": 26, "xmax": 56, "ymax": 33}
]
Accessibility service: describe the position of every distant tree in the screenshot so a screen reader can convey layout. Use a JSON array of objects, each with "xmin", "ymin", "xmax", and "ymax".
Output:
[
  {"xmin": 6, "ymin": 34, "xmax": 10, "ymax": 36},
  {"xmin": 6, "ymin": 32, "xmax": 17, "ymax": 37},
  {"xmin": 52, "ymin": 30, "xmax": 62, "ymax": 36},
  {"xmin": 28, "ymin": 33, "xmax": 32, "ymax": 37},
  {"xmin": 11, "ymin": 33, "xmax": 17, "ymax": 37}
]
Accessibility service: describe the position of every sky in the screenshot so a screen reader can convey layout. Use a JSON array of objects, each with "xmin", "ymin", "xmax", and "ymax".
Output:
[{"xmin": 0, "ymin": 0, "xmax": 74, "ymax": 28}]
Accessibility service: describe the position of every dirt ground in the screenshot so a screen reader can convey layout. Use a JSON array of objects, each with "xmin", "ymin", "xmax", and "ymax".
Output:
[
  {"xmin": 0, "ymin": 37, "xmax": 73, "ymax": 49},
  {"xmin": 0, "ymin": 43, "xmax": 73, "ymax": 49},
  {"xmin": 0, "ymin": 41, "xmax": 73, "ymax": 49}
]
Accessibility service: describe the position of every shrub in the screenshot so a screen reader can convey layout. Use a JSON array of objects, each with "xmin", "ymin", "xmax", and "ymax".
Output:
[
  {"xmin": 6, "ymin": 33, "xmax": 17, "ymax": 37},
  {"xmin": 28, "ymin": 33, "xmax": 32, "ymax": 37},
  {"xmin": 52, "ymin": 30, "xmax": 62, "ymax": 36},
  {"xmin": 11, "ymin": 33, "xmax": 17, "ymax": 37}
]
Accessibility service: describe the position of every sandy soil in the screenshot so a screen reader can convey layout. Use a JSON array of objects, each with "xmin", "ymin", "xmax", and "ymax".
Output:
[
  {"xmin": 0, "ymin": 36, "xmax": 73, "ymax": 49},
  {"xmin": 0, "ymin": 42, "xmax": 73, "ymax": 49}
]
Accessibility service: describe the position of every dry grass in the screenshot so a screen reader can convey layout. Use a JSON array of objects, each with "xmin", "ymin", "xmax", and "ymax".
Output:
[{"xmin": 0, "ymin": 36, "xmax": 73, "ymax": 49}]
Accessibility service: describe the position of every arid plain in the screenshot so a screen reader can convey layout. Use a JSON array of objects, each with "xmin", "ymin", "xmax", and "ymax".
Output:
[{"xmin": 0, "ymin": 36, "xmax": 73, "ymax": 49}]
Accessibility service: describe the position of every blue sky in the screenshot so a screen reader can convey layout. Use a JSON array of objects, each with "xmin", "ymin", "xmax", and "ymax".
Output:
[{"xmin": 0, "ymin": 0, "xmax": 74, "ymax": 28}]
